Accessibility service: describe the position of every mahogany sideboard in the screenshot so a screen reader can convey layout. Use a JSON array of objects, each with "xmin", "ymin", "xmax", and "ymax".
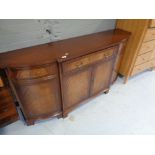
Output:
[{"xmin": 0, "ymin": 29, "xmax": 130, "ymax": 126}]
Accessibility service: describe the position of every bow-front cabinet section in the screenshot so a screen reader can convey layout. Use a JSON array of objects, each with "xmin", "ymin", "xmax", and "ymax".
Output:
[
  {"xmin": 0, "ymin": 29, "xmax": 130, "ymax": 126},
  {"xmin": 6, "ymin": 63, "xmax": 62, "ymax": 125}
]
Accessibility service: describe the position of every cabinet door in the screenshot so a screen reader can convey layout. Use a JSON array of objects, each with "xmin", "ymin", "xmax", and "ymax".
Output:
[
  {"xmin": 62, "ymin": 68, "xmax": 91, "ymax": 111},
  {"xmin": 91, "ymin": 59, "xmax": 114, "ymax": 96},
  {"xmin": 15, "ymin": 77, "xmax": 61, "ymax": 120},
  {"xmin": 7, "ymin": 63, "xmax": 62, "ymax": 124}
]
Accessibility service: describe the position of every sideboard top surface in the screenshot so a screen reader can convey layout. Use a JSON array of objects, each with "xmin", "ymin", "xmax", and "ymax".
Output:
[{"xmin": 0, "ymin": 29, "xmax": 130, "ymax": 68}]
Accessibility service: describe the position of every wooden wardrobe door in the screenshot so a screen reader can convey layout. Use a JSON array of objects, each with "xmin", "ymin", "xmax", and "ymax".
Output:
[
  {"xmin": 15, "ymin": 77, "xmax": 62, "ymax": 120},
  {"xmin": 62, "ymin": 68, "xmax": 91, "ymax": 111},
  {"xmin": 91, "ymin": 59, "xmax": 114, "ymax": 96}
]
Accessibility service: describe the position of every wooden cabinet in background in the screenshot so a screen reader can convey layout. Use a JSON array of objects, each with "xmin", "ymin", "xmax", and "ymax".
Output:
[
  {"xmin": 116, "ymin": 19, "xmax": 155, "ymax": 83},
  {"xmin": 0, "ymin": 29, "xmax": 130, "ymax": 125}
]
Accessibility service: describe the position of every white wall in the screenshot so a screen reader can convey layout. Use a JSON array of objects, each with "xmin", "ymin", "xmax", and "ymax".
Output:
[{"xmin": 0, "ymin": 19, "xmax": 116, "ymax": 53}]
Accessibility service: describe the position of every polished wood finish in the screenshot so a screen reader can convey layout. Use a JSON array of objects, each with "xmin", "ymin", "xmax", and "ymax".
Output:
[
  {"xmin": 0, "ymin": 29, "xmax": 130, "ymax": 125},
  {"xmin": 61, "ymin": 47, "xmax": 117, "ymax": 115},
  {"xmin": 62, "ymin": 68, "xmax": 91, "ymax": 113},
  {"xmin": 0, "ymin": 29, "xmax": 130, "ymax": 68},
  {"xmin": 91, "ymin": 59, "xmax": 114, "ymax": 95},
  {"xmin": 7, "ymin": 63, "xmax": 62, "ymax": 125},
  {"xmin": 10, "ymin": 63, "xmax": 57, "ymax": 80},
  {"xmin": 62, "ymin": 48, "xmax": 114, "ymax": 73},
  {"xmin": 116, "ymin": 19, "xmax": 155, "ymax": 83},
  {"xmin": 0, "ymin": 70, "xmax": 19, "ymax": 127}
]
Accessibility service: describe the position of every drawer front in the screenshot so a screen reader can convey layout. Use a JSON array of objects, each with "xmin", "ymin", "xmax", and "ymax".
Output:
[
  {"xmin": 143, "ymin": 28, "xmax": 155, "ymax": 42},
  {"xmin": 135, "ymin": 52, "xmax": 151, "ymax": 66},
  {"xmin": 62, "ymin": 47, "xmax": 115, "ymax": 73},
  {"xmin": 150, "ymin": 49, "xmax": 155, "ymax": 59},
  {"xmin": 10, "ymin": 63, "xmax": 58, "ymax": 80},
  {"xmin": 139, "ymin": 40, "xmax": 155, "ymax": 55},
  {"xmin": 131, "ymin": 62, "xmax": 150, "ymax": 76},
  {"xmin": 149, "ymin": 20, "xmax": 155, "ymax": 28},
  {"xmin": 150, "ymin": 59, "xmax": 155, "ymax": 67}
]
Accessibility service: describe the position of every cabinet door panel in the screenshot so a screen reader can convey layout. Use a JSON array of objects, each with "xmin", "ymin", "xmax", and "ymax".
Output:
[
  {"xmin": 62, "ymin": 68, "xmax": 91, "ymax": 110},
  {"xmin": 91, "ymin": 59, "xmax": 114, "ymax": 95},
  {"xmin": 15, "ymin": 77, "xmax": 61, "ymax": 119}
]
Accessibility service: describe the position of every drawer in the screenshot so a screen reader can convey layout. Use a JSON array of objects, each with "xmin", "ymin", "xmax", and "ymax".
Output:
[
  {"xmin": 150, "ymin": 49, "xmax": 155, "ymax": 60},
  {"xmin": 0, "ymin": 76, "xmax": 4, "ymax": 87},
  {"xmin": 149, "ymin": 20, "xmax": 155, "ymax": 28},
  {"xmin": 62, "ymin": 47, "xmax": 115, "ymax": 73},
  {"xmin": 9, "ymin": 63, "xmax": 58, "ymax": 80},
  {"xmin": 135, "ymin": 52, "xmax": 151, "ymax": 66},
  {"xmin": 150, "ymin": 59, "xmax": 155, "ymax": 67},
  {"xmin": 143, "ymin": 28, "xmax": 155, "ymax": 42},
  {"xmin": 131, "ymin": 62, "xmax": 150, "ymax": 76},
  {"xmin": 139, "ymin": 40, "xmax": 155, "ymax": 55}
]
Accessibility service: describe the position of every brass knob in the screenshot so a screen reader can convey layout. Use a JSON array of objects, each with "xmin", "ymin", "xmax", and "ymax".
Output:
[{"xmin": 61, "ymin": 55, "xmax": 67, "ymax": 59}]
